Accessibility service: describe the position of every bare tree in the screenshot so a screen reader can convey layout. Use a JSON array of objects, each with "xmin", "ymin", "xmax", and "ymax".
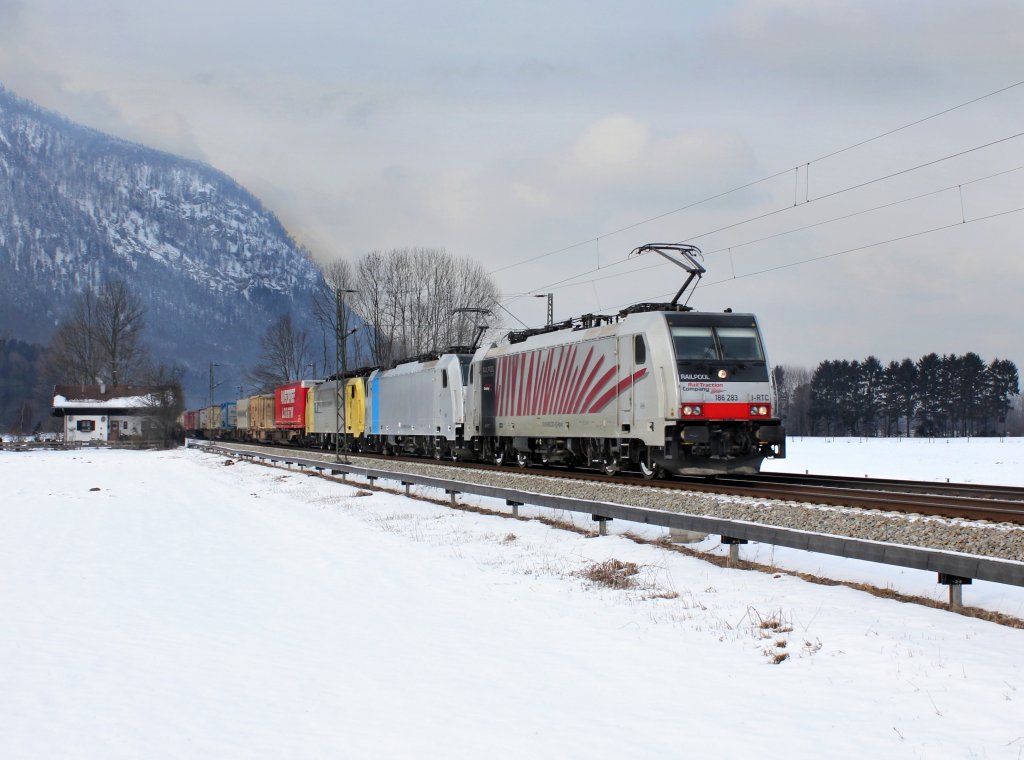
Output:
[
  {"xmin": 352, "ymin": 248, "xmax": 499, "ymax": 365},
  {"xmin": 248, "ymin": 314, "xmax": 312, "ymax": 391},
  {"xmin": 311, "ymin": 258, "xmax": 366, "ymax": 372},
  {"xmin": 139, "ymin": 362, "xmax": 186, "ymax": 447},
  {"xmin": 46, "ymin": 279, "xmax": 147, "ymax": 386},
  {"xmin": 94, "ymin": 280, "xmax": 146, "ymax": 385}
]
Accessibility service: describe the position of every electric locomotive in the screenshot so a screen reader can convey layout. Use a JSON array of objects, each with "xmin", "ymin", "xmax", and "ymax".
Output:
[{"xmin": 464, "ymin": 244, "xmax": 785, "ymax": 476}]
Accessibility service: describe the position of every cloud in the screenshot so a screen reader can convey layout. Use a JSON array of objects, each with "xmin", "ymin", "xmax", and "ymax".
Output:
[
  {"xmin": 708, "ymin": 0, "xmax": 1024, "ymax": 97},
  {"xmin": 127, "ymin": 111, "xmax": 207, "ymax": 162},
  {"xmin": 569, "ymin": 116, "xmax": 649, "ymax": 177},
  {"xmin": 0, "ymin": 0, "xmax": 22, "ymax": 40}
]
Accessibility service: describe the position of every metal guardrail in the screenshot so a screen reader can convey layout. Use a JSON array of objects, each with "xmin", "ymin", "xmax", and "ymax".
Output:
[{"xmin": 193, "ymin": 441, "xmax": 1024, "ymax": 598}]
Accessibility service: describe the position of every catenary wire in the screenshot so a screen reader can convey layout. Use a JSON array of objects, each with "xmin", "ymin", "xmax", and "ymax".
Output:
[
  {"xmin": 489, "ymin": 77, "xmax": 1024, "ymax": 277},
  {"xmin": 504, "ymin": 163, "xmax": 1024, "ymax": 306},
  {"xmin": 492, "ymin": 203, "xmax": 1024, "ymax": 331}
]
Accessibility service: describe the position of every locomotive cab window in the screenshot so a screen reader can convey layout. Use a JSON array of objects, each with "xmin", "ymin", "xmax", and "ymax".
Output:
[
  {"xmin": 633, "ymin": 335, "xmax": 646, "ymax": 364},
  {"xmin": 671, "ymin": 326, "xmax": 718, "ymax": 360},
  {"xmin": 717, "ymin": 327, "xmax": 764, "ymax": 361}
]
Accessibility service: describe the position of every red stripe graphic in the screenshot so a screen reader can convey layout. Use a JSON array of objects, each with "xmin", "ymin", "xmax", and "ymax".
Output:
[
  {"xmin": 588, "ymin": 368, "xmax": 648, "ymax": 413},
  {"xmin": 535, "ymin": 349, "xmax": 546, "ymax": 415},
  {"xmin": 491, "ymin": 356, "xmax": 499, "ymax": 415},
  {"xmin": 550, "ymin": 346, "xmax": 569, "ymax": 414},
  {"xmin": 501, "ymin": 355, "xmax": 508, "ymax": 417},
  {"xmin": 560, "ymin": 345, "xmax": 580, "ymax": 413},
  {"xmin": 517, "ymin": 353, "xmax": 525, "ymax": 415},
  {"xmin": 566, "ymin": 348, "xmax": 596, "ymax": 414},
  {"xmin": 499, "ymin": 356, "xmax": 508, "ymax": 416},
  {"xmin": 571, "ymin": 354, "xmax": 604, "ymax": 414},
  {"xmin": 526, "ymin": 351, "xmax": 537, "ymax": 415},
  {"xmin": 579, "ymin": 365, "xmax": 616, "ymax": 413},
  {"xmin": 541, "ymin": 349, "xmax": 557, "ymax": 414}
]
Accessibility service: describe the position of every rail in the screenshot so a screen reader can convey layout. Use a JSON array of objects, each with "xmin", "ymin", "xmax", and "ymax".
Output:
[{"xmin": 190, "ymin": 441, "xmax": 1024, "ymax": 608}]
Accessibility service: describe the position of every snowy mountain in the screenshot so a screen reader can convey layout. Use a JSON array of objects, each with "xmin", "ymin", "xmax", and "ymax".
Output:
[{"xmin": 0, "ymin": 85, "xmax": 330, "ymax": 405}]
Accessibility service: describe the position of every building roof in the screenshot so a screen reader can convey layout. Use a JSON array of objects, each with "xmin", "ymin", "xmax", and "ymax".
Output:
[{"xmin": 52, "ymin": 385, "xmax": 166, "ymax": 413}]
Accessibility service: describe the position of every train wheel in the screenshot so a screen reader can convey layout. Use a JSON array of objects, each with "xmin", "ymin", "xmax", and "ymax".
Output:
[
  {"xmin": 601, "ymin": 457, "xmax": 620, "ymax": 476},
  {"xmin": 493, "ymin": 448, "xmax": 505, "ymax": 466},
  {"xmin": 639, "ymin": 459, "xmax": 662, "ymax": 480},
  {"xmin": 516, "ymin": 451, "xmax": 530, "ymax": 469}
]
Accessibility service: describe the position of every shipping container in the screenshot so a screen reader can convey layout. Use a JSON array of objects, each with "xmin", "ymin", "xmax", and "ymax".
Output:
[
  {"xmin": 235, "ymin": 396, "xmax": 251, "ymax": 432},
  {"xmin": 182, "ymin": 409, "xmax": 200, "ymax": 432},
  {"xmin": 200, "ymin": 405, "xmax": 222, "ymax": 431},
  {"xmin": 220, "ymin": 401, "xmax": 237, "ymax": 431},
  {"xmin": 250, "ymin": 394, "xmax": 275, "ymax": 433},
  {"xmin": 274, "ymin": 381, "xmax": 316, "ymax": 430}
]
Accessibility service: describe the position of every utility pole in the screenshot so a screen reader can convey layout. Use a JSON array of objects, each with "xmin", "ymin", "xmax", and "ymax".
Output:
[
  {"xmin": 208, "ymin": 362, "xmax": 220, "ymax": 407},
  {"xmin": 533, "ymin": 293, "xmax": 553, "ymax": 326},
  {"xmin": 335, "ymin": 288, "xmax": 357, "ymax": 462}
]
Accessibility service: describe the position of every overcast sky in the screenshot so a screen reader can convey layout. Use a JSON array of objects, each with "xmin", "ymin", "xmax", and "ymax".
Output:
[{"xmin": 2, "ymin": 0, "xmax": 1022, "ymax": 372}]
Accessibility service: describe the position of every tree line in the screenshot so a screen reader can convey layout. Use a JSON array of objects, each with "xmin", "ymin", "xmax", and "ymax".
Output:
[{"xmin": 774, "ymin": 354, "xmax": 1020, "ymax": 438}]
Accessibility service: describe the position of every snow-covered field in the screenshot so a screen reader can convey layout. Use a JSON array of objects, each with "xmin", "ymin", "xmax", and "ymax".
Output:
[
  {"xmin": 2, "ymin": 438, "xmax": 1023, "ymax": 759},
  {"xmin": 766, "ymin": 435, "xmax": 1024, "ymax": 486}
]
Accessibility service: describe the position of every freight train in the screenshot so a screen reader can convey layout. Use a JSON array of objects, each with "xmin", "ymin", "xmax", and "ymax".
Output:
[{"xmin": 183, "ymin": 245, "xmax": 786, "ymax": 476}]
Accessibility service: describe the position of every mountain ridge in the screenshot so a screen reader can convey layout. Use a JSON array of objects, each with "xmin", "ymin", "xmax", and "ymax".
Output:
[{"xmin": 0, "ymin": 85, "xmax": 331, "ymax": 406}]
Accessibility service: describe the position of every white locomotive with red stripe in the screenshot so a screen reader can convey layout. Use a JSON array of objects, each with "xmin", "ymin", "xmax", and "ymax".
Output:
[{"xmin": 465, "ymin": 305, "xmax": 785, "ymax": 477}]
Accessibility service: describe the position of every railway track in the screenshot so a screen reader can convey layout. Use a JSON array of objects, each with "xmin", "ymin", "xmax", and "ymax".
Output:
[{"xmin": 204, "ymin": 439, "xmax": 1024, "ymax": 526}]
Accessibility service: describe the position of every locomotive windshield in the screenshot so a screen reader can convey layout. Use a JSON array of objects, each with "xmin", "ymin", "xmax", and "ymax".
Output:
[
  {"xmin": 672, "ymin": 327, "xmax": 718, "ymax": 359},
  {"xmin": 670, "ymin": 325, "xmax": 764, "ymax": 361},
  {"xmin": 716, "ymin": 327, "xmax": 764, "ymax": 361}
]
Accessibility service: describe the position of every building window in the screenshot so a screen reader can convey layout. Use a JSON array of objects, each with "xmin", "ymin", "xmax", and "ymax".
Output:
[
  {"xmin": 122, "ymin": 421, "xmax": 128, "ymax": 430},
  {"xmin": 76, "ymin": 420, "xmax": 95, "ymax": 432}
]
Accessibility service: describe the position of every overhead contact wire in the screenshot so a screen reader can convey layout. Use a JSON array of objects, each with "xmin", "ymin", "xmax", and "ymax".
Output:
[{"xmin": 490, "ymin": 77, "xmax": 1024, "ymax": 277}]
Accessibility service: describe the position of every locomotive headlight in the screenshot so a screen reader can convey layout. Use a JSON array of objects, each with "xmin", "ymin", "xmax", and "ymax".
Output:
[
  {"xmin": 682, "ymin": 405, "xmax": 703, "ymax": 417},
  {"xmin": 758, "ymin": 405, "xmax": 769, "ymax": 416},
  {"xmin": 717, "ymin": 369, "xmax": 728, "ymax": 379}
]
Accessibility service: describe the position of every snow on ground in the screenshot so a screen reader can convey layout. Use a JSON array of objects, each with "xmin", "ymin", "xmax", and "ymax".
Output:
[
  {"xmin": 2, "ymin": 441, "xmax": 1023, "ymax": 759},
  {"xmin": 765, "ymin": 435, "xmax": 1024, "ymax": 486}
]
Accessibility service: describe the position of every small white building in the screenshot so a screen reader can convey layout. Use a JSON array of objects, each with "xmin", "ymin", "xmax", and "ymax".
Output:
[{"xmin": 52, "ymin": 385, "xmax": 160, "ymax": 443}]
